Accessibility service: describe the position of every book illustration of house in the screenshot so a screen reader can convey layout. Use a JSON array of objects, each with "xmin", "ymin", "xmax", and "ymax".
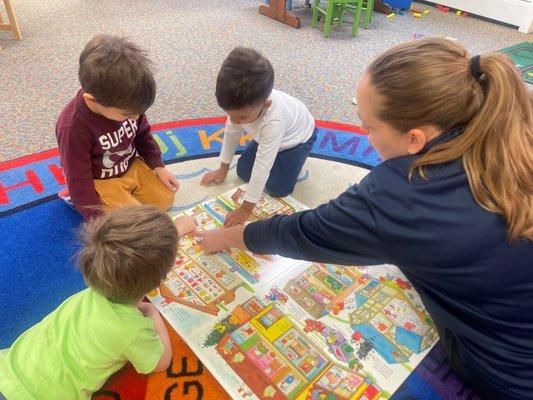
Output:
[
  {"xmin": 158, "ymin": 201, "xmax": 292, "ymax": 315},
  {"xmin": 303, "ymin": 319, "xmax": 361, "ymax": 370},
  {"xmin": 349, "ymin": 278, "xmax": 438, "ymax": 363},
  {"xmin": 211, "ymin": 297, "xmax": 382, "ymax": 400},
  {"xmin": 179, "ymin": 195, "xmax": 299, "ymax": 288},
  {"xmin": 284, "ymin": 263, "xmax": 369, "ymax": 319},
  {"xmin": 223, "ymin": 187, "xmax": 298, "ymax": 220},
  {"xmin": 159, "ymin": 250, "xmax": 241, "ymax": 316},
  {"xmin": 185, "ymin": 204, "xmax": 222, "ymax": 230},
  {"xmin": 283, "ymin": 263, "xmax": 437, "ymax": 364},
  {"xmin": 307, "ymin": 364, "xmax": 381, "ymax": 400}
]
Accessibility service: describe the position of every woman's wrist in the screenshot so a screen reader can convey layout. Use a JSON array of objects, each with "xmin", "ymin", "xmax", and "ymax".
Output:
[{"xmin": 228, "ymin": 225, "xmax": 247, "ymax": 251}]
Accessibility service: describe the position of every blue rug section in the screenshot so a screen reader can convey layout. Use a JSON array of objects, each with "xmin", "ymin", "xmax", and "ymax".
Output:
[
  {"xmin": 0, "ymin": 200, "xmax": 84, "ymax": 348},
  {"xmin": 0, "ymin": 123, "xmax": 379, "ymax": 216}
]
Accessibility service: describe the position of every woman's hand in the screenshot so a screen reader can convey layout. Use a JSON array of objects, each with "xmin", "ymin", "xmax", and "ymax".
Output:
[{"xmin": 194, "ymin": 225, "xmax": 247, "ymax": 254}]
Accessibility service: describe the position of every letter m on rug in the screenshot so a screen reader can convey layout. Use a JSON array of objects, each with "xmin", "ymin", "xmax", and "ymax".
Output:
[{"xmin": 319, "ymin": 131, "xmax": 361, "ymax": 156}]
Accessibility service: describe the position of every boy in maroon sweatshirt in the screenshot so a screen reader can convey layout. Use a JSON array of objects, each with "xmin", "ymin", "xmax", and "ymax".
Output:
[{"xmin": 55, "ymin": 34, "xmax": 178, "ymax": 220}]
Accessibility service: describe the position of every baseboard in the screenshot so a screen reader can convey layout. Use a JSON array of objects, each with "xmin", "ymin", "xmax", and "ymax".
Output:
[{"xmin": 419, "ymin": 0, "xmax": 533, "ymax": 33}]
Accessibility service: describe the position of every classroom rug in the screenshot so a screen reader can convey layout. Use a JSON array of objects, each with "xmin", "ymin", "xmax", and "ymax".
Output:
[
  {"xmin": 0, "ymin": 117, "xmax": 482, "ymax": 400},
  {"xmin": 499, "ymin": 42, "xmax": 533, "ymax": 85}
]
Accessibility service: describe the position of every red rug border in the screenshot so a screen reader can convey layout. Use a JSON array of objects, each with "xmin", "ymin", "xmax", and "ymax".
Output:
[{"xmin": 0, "ymin": 117, "xmax": 365, "ymax": 172}]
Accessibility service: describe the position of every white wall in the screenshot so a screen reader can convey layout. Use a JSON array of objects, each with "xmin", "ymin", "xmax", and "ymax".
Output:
[{"xmin": 428, "ymin": 0, "xmax": 533, "ymax": 33}]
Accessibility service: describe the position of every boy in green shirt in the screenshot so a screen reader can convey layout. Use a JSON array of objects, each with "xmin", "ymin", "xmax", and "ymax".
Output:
[{"xmin": 0, "ymin": 205, "xmax": 196, "ymax": 400}]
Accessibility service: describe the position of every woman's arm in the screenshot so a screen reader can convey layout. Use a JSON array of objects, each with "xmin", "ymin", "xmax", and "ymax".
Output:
[{"xmin": 197, "ymin": 184, "xmax": 389, "ymax": 266}]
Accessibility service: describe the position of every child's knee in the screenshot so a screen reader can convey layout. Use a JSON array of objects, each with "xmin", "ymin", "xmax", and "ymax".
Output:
[
  {"xmin": 265, "ymin": 181, "xmax": 293, "ymax": 198},
  {"xmin": 148, "ymin": 187, "xmax": 175, "ymax": 211},
  {"xmin": 236, "ymin": 159, "xmax": 252, "ymax": 182},
  {"xmin": 159, "ymin": 189, "xmax": 175, "ymax": 210}
]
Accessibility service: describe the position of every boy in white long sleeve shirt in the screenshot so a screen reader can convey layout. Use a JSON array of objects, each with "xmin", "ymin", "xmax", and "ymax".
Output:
[{"xmin": 201, "ymin": 47, "xmax": 317, "ymax": 227}]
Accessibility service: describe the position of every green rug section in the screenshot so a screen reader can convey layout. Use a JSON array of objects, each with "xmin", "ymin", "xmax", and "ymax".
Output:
[{"xmin": 499, "ymin": 42, "xmax": 533, "ymax": 84}]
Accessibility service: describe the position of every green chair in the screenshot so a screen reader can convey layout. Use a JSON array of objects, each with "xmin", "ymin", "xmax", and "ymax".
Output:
[
  {"xmin": 312, "ymin": 0, "xmax": 363, "ymax": 38},
  {"xmin": 339, "ymin": 0, "xmax": 374, "ymax": 29}
]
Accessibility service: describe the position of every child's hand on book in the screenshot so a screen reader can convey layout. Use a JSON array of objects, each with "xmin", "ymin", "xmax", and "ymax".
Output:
[
  {"xmin": 175, "ymin": 215, "xmax": 198, "ymax": 237},
  {"xmin": 224, "ymin": 208, "xmax": 251, "ymax": 227}
]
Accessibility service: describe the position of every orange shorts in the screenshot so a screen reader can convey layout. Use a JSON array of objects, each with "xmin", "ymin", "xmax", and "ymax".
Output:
[{"xmin": 94, "ymin": 158, "xmax": 174, "ymax": 213}]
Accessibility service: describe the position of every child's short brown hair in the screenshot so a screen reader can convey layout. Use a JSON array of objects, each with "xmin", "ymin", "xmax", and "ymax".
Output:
[
  {"xmin": 78, "ymin": 34, "xmax": 156, "ymax": 114},
  {"xmin": 216, "ymin": 47, "xmax": 274, "ymax": 110},
  {"xmin": 77, "ymin": 205, "xmax": 178, "ymax": 303}
]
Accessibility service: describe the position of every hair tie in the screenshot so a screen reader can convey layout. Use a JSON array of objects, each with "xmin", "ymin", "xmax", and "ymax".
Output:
[{"xmin": 470, "ymin": 55, "xmax": 483, "ymax": 81}]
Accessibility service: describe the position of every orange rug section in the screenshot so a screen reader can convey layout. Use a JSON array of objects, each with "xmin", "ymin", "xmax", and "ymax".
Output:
[{"xmin": 92, "ymin": 320, "xmax": 231, "ymax": 400}]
